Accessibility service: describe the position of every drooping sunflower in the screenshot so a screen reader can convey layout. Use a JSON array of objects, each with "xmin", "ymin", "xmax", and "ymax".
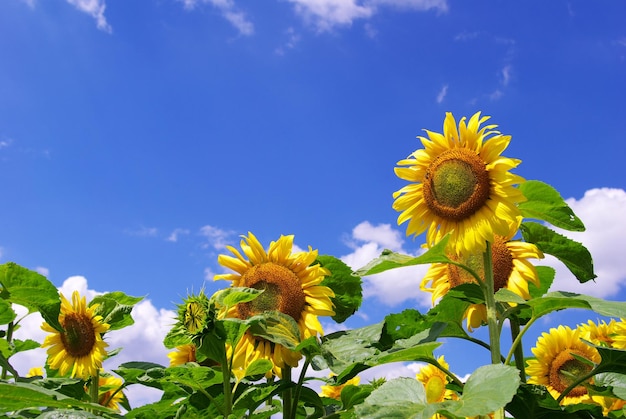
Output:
[
  {"xmin": 168, "ymin": 343, "xmax": 197, "ymax": 367},
  {"xmin": 320, "ymin": 374, "xmax": 361, "ymax": 400},
  {"xmin": 416, "ymin": 355, "xmax": 458, "ymax": 409},
  {"xmin": 215, "ymin": 233, "xmax": 335, "ymax": 376},
  {"xmin": 41, "ymin": 291, "xmax": 110, "ymax": 379},
  {"xmin": 526, "ymin": 325, "xmax": 600, "ymax": 405},
  {"xmin": 94, "ymin": 375, "xmax": 126, "ymax": 411},
  {"xmin": 421, "ymin": 235, "xmax": 543, "ymax": 331},
  {"xmin": 393, "ymin": 112, "xmax": 525, "ymax": 255}
]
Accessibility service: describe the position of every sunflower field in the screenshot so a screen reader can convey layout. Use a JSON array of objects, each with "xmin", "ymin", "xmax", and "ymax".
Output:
[{"xmin": 2, "ymin": 112, "xmax": 626, "ymax": 418}]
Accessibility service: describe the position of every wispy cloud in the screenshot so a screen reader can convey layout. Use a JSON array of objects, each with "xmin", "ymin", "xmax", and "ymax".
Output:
[
  {"xmin": 65, "ymin": 0, "xmax": 112, "ymax": 33},
  {"xmin": 176, "ymin": 0, "xmax": 254, "ymax": 36},
  {"xmin": 287, "ymin": 0, "xmax": 447, "ymax": 32},
  {"xmin": 167, "ymin": 228, "xmax": 190, "ymax": 243},
  {"xmin": 124, "ymin": 226, "xmax": 158, "ymax": 237},
  {"xmin": 436, "ymin": 84, "xmax": 448, "ymax": 104},
  {"xmin": 199, "ymin": 225, "xmax": 236, "ymax": 250},
  {"xmin": 275, "ymin": 27, "xmax": 301, "ymax": 56}
]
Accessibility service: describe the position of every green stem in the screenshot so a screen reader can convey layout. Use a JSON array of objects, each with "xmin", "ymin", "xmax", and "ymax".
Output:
[
  {"xmin": 504, "ymin": 316, "xmax": 537, "ymax": 368},
  {"xmin": 1, "ymin": 321, "xmax": 14, "ymax": 379},
  {"xmin": 556, "ymin": 367, "xmax": 597, "ymax": 404},
  {"xmin": 508, "ymin": 316, "xmax": 527, "ymax": 383},
  {"xmin": 282, "ymin": 366, "xmax": 293, "ymax": 419},
  {"xmin": 221, "ymin": 353, "xmax": 233, "ymax": 417},
  {"xmin": 482, "ymin": 242, "xmax": 504, "ymax": 419},
  {"xmin": 90, "ymin": 369, "xmax": 100, "ymax": 408},
  {"xmin": 291, "ymin": 359, "xmax": 310, "ymax": 416},
  {"xmin": 426, "ymin": 358, "xmax": 464, "ymax": 389}
]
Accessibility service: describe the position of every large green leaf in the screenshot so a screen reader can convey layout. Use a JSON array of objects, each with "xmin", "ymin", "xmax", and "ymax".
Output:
[
  {"xmin": 0, "ymin": 382, "xmax": 114, "ymax": 414},
  {"xmin": 594, "ymin": 372, "xmax": 626, "ymax": 400},
  {"xmin": 212, "ymin": 286, "xmax": 262, "ymax": 309},
  {"xmin": 90, "ymin": 292, "xmax": 143, "ymax": 331},
  {"xmin": 318, "ymin": 255, "xmax": 363, "ymax": 323},
  {"xmin": 526, "ymin": 291, "xmax": 626, "ymax": 319},
  {"xmin": 507, "ymin": 383, "xmax": 604, "ymax": 418},
  {"xmin": 356, "ymin": 236, "xmax": 452, "ymax": 276},
  {"xmin": 519, "ymin": 180, "xmax": 585, "ymax": 231},
  {"xmin": 246, "ymin": 310, "xmax": 302, "ymax": 350},
  {"xmin": 521, "ymin": 222, "xmax": 595, "ymax": 283},
  {"xmin": 0, "ymin": 262, "xmax": 62, "ymax": 331},
  {"xmin": 354, "ymin": 377, "xmax": 431, "ymax": 419}
]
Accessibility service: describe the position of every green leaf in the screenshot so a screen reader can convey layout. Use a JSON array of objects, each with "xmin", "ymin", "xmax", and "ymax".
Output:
[
  {"xmin": 232, "ymin": 382, "xmax": 283, "ymax": 416},
  {"xmin": 447, "ymin": 364, "xmax": 520, "ymax": 417},
  {"xmin": 507, "ymin": 383, "xmax": 604, "ymax": 419},
  {"xmin": 519, "ymin": 180, "xmax": 585, "ymax": 231},
  {"xmin": 246, "ymin": 311, "xmax": 301, "ymax": 350},
  {"xmin": 529, "ymin": 266, "xmax": 556, "ymax": 299},
  {"xmin": 0, "ymin": 262, "xmax": 62, "ymax": 332},
  {"xmin": 356, "ymin": 236, "xmax": 452, "ymax": 276},
  {"xmin": 354, "ymin": 377, "xmax": 431, "ymax": 419},
  {"xmin": 594, "ymin": 345, "xmax": 626, "ymax": 375},
  {"xmin": 164, "ymin": 364, "xmax": 224, "ymax": 390},
  {"xmin": 38, "ymin": 409, "xmax": 109, "ymax": 418},
  {"xmin": 114, "ymin": 362, "xmax": 167, "ymax": 390},
  {"xmin": 318, "ymin": 255, "xmax": 363, "ymax": 323},
  {"xmin": 212, "ymin": 286, "xmax": 262, "ymax": 309},
  {"xmin": 594, "ymin": 372, "xmax": 626, "ymax": 400},
  {"xmin": 0, "ymin": 382, "xmax": 114, "ymax": 414},
  {"xmin": 0, "ymin": 298, "xmax": 16, "ymax": 324},
  {"xmin": 521, "ymin": 222, "xmax": 595, "ymax": 283},
  {"xmin": 90, "ymin": 292, "xmax": 143, "ymax": 331},
  {"xmin": 243, "ymin": 358, "xmax": 273, "ymax": 378},
  {"xmin": 12, "ymin": 338, "xmax": 41, "ymax": 355},
  {"xmin": 340, "ymin": 384, "xmax": 373, "ymax": 410},
  {"xmin": 526, "ymin": 291, "xmax": 626, "ymax": 319}
]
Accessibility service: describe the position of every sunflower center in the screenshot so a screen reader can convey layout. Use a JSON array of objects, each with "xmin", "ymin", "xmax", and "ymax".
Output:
[
  {"xmin": 447, "ymin": 236, "xmax": 513, "ymax": 291},
  {"xmin": 184, "ymin": 301, "xmax": 206, "ymax": 334},
  {"xmin": 425, "ymin": 375, "xmax": 447, "ymax": 403},
  {"xmin": 423, "ymin": 149, "xmax": 491, "ymax": 221},
  {"xmin": 238, "ymin": 263, "xmax": 306, "ymax": 322},
  {"xmin": 549, "ymin": 350, "xmax": 593, "ymax": 397},
  {"xmin": 60, "ymin": 313, "xmax": 97, "ymax": 358}
]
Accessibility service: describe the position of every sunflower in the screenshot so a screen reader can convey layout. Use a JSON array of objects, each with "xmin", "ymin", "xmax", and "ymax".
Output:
[
  {"xmin": 94, "ymin": 375, "xmax": 126, "ymax": 411},
  {"xmin": 215, "ymin": 232, "xmax": 335, "ymax": 376},
  {"xmin": 26, "ymin": 366, "xmax": 44, "ymax": 378},
  {"xmin": 577, "ymin": 319, "xmax": 619, "ymax": 348},
  {"xmin": 320, "ymin": 374, "xmax": 361, "ymax": 400},
  {"xmin": 526, "ymin": 325, "xmax": 600, "ymax": 405},
  {"xmin": 416, "ymin": 356, "xmax": 458, "ymax": 408},
  {"xmin": 610, "ymin": 318, "xmax": 626, "ymax": 350},
  {"xmin": 41, "ymin": 291, "xmax": 109, "ymax": 379},
  {"xmin": 421, "ymin": 235, "xmax": 543, "ymax": 331},
  {"xmin": 168, "ymin": 344, "xmax": 197, "ymax": 366},
  {"xmin": 393, "ymin": 112, "xmax": 525, "ymax": 255}
]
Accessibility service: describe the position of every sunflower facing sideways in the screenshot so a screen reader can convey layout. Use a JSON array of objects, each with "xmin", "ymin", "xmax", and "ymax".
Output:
[
  {"xmin": 421, "ymin": 235, "xmax": 543, "ymax": 331},
  {"xmin": 526, "ymin": 325, "xmax": 600, "ymax": 405},
  {"xmin": 393, "ymin": 112, "xmax": 526, "ymax": 256},
  {"xmin": 41, "ymin": 290, "xmax": 110, "ymax": 379},
  {"xmin": 215, "ymin": 232, "xmax": 335, "ymax": 376}
]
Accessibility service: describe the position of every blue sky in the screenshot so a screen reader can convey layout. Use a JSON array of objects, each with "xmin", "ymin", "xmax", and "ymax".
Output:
[{"xmin": 2, "ymin": 0, "xmax": 626, "ymax": 408}]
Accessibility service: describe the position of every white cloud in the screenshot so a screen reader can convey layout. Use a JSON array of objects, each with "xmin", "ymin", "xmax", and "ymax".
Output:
[
  {"xmin": 544, "ymin": 188, "xmax": 626, "ymax": 298},
  {"xmin": 34, "ymin": 266, "xmax": 50, "ymax": 277},
  {"xmin": 65, "ymin": 0, "xmax": 112, "ymax": 33},
  {"xmin": 436, "ymin": 84, "xmax": 448, "ymax": 104},
  {"xmin": 176, "ymin": 0, "xmax": 254, "ymax": 36},
  {"xmin": 275, "ymin": 27, "xmax": 301, "ymax": 56},
  {"xmin": 287, "ymin": 0, "xmax": 447, "ymax": 32},
  {"xmin": 341, "ymin": 221, "xmax": 432, "ymax": 308},
  {"xmin": 125, "ymin": 226, "xmax": 158, "ymax": 237},
  {"xmin": 10, "ymin": 276, "xmax": 173, "ymax": 409},
  {"xmin": 199, "ymin": 225, "xmax": 236, "ymax": 250},
  {"xmin": 500, "ymin": 64, "xmax": 512, "ymax": 86},
  {"xmin": 167, "ymin": 228, "xmax": 190, "ymax": 242}
]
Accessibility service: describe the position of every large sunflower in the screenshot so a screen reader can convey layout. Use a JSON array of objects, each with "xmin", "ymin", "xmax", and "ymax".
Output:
[
  {"xmin": 41, "ymin": 291, "xmax": 109, "ymax": 379},
  {"xmin": 421, "ymin": 235, "xmax": 543, "ymax": 331},
  {"xmin": 215, "ymin": 232, "xmax": 335, "ymax": 375},
  {"xmin": 526, "ymin": 325, "xmax": 600, "ymax": 405},
  {"xmin": 393, "ymin": 112, "xmax": 525, "ymax": 255}
]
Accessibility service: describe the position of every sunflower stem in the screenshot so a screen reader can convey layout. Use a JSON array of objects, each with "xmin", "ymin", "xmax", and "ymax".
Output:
[
  {"xmin": 221, "ymin": 352, "xmax": 233, "ymax": 417},
  {"xmin": 556, "ymin": 367, "xmax": 598, "ymax": 404},
  {"xmin": 291, "ymin": 358, "xmax": 309, "ymax": 416},
  {"xmin": 508, "ymin": 315, "xmax": 527, "ymax": 383},
  {"xmin": 90, "ymin": 369, "xmax": 100, "ymax": 406},
  {"xmin": 482, "ymin": 242, "xmax": 504, "ymax": 419},
  {"xmin": 282, "ymin": 366, "xmax": 294, "ymax": 419},
  {"xmin": 1, "ymin": 321, "xmax": 14, "ymax": 379}
]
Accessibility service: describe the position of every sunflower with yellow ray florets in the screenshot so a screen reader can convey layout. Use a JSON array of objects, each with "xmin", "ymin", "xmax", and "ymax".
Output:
[
  {"xmin": 421, "ymin": 235, "xmax": 543, "ymax": 331},
  {"xmin": 610, "ymin": 318, "xmax": 626, "ymax": 350},
  {"xmin": 89, "ymin": 374, "xmax": 127, "ymax": 411},
  {"xmin": 215, "ymin": 233, "xmax": 335, "ymax": 376},
  {"xmin": 320, "ymin": 374, "xmax": 361, "ymax": 400},
  {"xmin": 526, "ymin": 325, "xmax": 600, "ymax": 405},
  {"xmin": 168, "ymin": 343, "xmax": 197, "ymax": 367},
  {"xmin": 416, "ymin": 356, "xmax": 458, "ymax": 411},
  {"xmin": 41, "ymin": 291, "xmax": 109, "ymax": 379},
  {"xmin": 577, "ymin": 319, "xmax": 620, "ymax": 348},
  {"xmin": 393, "ymin": 112, "xmax": 525, "ymax": 256}
]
